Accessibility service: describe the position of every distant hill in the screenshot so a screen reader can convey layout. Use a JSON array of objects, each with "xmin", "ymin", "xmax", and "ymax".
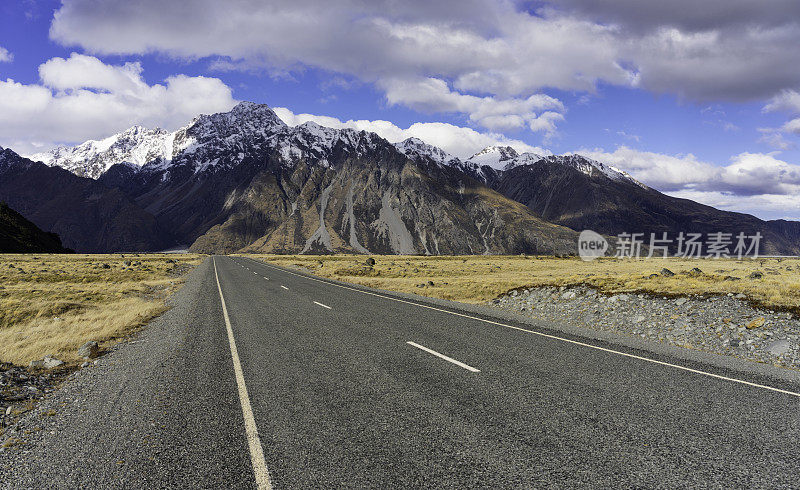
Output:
[{"xmin": 0, "ymin": 201, "xmax": 72, "ymax": 253}]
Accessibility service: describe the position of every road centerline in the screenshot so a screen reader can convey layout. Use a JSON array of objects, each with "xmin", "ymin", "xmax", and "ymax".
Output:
[
  {"xmin": 313, "ymin": 301, "xmax": 332, "ymax": 309},
  {"xmin": 213, "ymin": 257, "xmax": 273, "ymax": 490},
  {"xmin": 407, "ymin": 341, "xmax": 480, "ymax": 372},
  {"xmin": 280, "ymin": 285, "xmax": 289, "ymax": 290},
  {"xmin": 250, "ymin": 258, "xmax": 800, "ymax": 398}
]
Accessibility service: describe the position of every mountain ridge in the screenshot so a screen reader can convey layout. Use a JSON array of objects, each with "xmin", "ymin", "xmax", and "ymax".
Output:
[{"xmin": 7, "ymin": 102, "xmax": 800, "ymax": 255}]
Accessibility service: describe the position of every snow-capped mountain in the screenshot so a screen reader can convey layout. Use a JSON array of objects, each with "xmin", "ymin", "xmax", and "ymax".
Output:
[
  {"xmin": 5, "ymin": 101, "xmax": 799, "ymax": 255},
  {"xmin": 467, "ymin": 146, "xmax": 531, "ymax": 170},
  {"xmin": 30, "ymin": 126, "xmax": 183, "ymax": 179}
]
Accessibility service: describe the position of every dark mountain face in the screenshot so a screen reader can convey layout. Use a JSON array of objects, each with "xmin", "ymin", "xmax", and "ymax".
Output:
[
  {"xmin": 10, "ymin": 102, "xmax": 799, "ymax": 256},
  {"xmin": 0, "ymin": 201, "xmax": 72, "ymax": 253},
  {"xmin": 0, "ymin": 148, "xmax": 170, "ymax": 253},
  {"xmin": 487, "ymin": 156, "xmax": 800, "ymax": 255},
  {"xmin": 97, "ymin": 106, "xmax": 579, "ymax": 255}
]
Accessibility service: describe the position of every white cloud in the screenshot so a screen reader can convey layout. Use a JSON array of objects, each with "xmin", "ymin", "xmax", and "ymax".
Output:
[
  {"xmin": 47, "ymin": 0, "xmax": 643, "ymax": 135},
  {"xmin": 48, "ymin": 0, "xmax": 800, "ymax": 109},
  {"xmin": 764, "ymin": 90, "xmax": 800, "ymax": 114},
  {"xmin": 272, "ymin": 107, "xmax": 546, "ymax": 159},
  {"xmin": 0, "ymin": 47, "xmax": 12, "ymax": 63},
  {"xmin": 0, "ymin": 53, "xmax": 237, "ymax": 155},
  {"xmin": 380, "ymin": 77, "xmax": 564, "ymax": 134},
  {"xmin": 668, "ymin": 190, "xmax": 800, "ymax": 221},
  {"xmin": 579, "ymin": 146, "xmax": 718, "ymax": 191},
  {"xmin": 579, "ymin": 146, "xmax": 800, "ymax": 217}
]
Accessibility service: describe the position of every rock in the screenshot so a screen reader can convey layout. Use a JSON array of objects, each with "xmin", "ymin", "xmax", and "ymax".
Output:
[
  {"xmin": 416, "ymin": 283, "xmax": 425, "ymax": 288},
  {"xmin": 660, "ymin": 268, "xmax": 675, "ymax": 277},
  {"xmin": 734, "ymin": 293, "xmax": 747, "ymax": 300},
  {"xmin": 81, "ymin": 361, "xmax": 91, "ymax": 368},
  {"xmin": 561, "ymin": 291, "xmax": 577, "ymax": 300},
  {"xmin": 746, "ymin": 317, "xmax": 766, "ymax": 329},
  {"xmin": 365, "ymin": 257, "xmax": 376, "ymax": 266},
  {"xmin": 648, "ymin": 273, "xmax": 659, "ymax": 279},
  {"xmin": 748, "ymin": 271, "xmax": 763, "ymax": 279},
  {"xmin": 29, "ymin": 359, "xmax": 45, "ymax": 369},
  {"xmin": 427, "ymin": 280, "xmax": 434, "ymax": 287},
  {"xmin": 723, "ymin": 276, "xmax": 740, "ymax": 281},
  {"xmin": 688, "ymin": 267, "xmax": 703, "ymax": 277},
  {"xmin": 42, "ymin": 356, "xmax": 65, "ymax": 369},
  {"xmin": 123, "ymin": 260, "xmax": 132, "ymax": 266},
  {"xmin": 766, "ymin": 339, "xmax": 791, "ymax": 357},
  {"xmin": 78, "ymin": 341, "xmax": 100, "ymax": 359},
  {"xmin": 675, "ymin": 297, "xmax": 688, "ymax": 306},
  {"xmin": 729, "ymin": 339, "xmax": 740, "ymax": 347},
  {"xmin": 100, "ymin": 263, "xmax": 110, "ymax": 269}
]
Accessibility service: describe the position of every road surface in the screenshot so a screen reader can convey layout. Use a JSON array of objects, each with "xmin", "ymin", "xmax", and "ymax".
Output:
[{"xmin": 2, "ymin": 256, "xmax": 800, "ymax": 488}]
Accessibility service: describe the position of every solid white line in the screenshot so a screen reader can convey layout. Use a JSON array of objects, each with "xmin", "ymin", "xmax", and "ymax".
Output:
[
  {"xmin": 213, "ymin": 258, "xmax": 273, "ymax": 489},
  {"xmin": 251, "ymin": 258, "xmax": 800, "ymax": 398},
  {"xmin": 280, "ymin": 285, "xmax": 289, "ymax": 290},
  {"xmin": 313, "ymin": 301, "xmax": 332, "ymax": 310},
  {"xmin": 407, "ymin": 341, "xmax": 480, "ymax": 372}
]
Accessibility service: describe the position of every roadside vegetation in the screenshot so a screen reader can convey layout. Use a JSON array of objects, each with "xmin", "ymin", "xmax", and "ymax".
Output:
[
  {"xmin": 0, "ymin": 254, "xmax": 201, "ymax": 366},
  {"xmin": 247, "ymin": 254, "xmax": 800, "ymax": 312}
]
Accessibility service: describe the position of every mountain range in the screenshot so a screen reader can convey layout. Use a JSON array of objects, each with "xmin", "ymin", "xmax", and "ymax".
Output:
[{"xmin": 2, "ymin": 101, "xmax": 798, "ymax": 256}]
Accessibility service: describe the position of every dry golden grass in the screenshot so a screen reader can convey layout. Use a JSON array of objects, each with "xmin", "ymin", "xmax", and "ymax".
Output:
[
  {"xmin": 247, "ymin": 254, "xmax": 800, "ymax": 312},
  {"xmin": 0, "ymin": 253, "xmax": 202, "ymax": 366}
]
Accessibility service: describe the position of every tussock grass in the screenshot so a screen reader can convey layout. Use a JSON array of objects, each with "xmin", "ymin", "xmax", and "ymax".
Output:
[
  {"xmin": 0, "ymin": 254, "xmax": 201, "ymax": 366},
  {"xmin": 247, "ymin": 254, "xmax": 800, "ymax": 312}
]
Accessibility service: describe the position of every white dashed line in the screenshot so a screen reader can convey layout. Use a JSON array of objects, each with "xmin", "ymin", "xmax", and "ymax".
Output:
[
  {"xmin": 251, "ymin": 258, "xmax": 800, "ymax": 398},
  {"xmin": 313, "ymin": 301, "xmax": 332, "ymax": 310},
  {"xmin": 280, "ymin": 285, "xmax": 289, "ymax": 290},
  {"xmin": 213, "ymin": 258, "xmax": 273, "ymax": 489},
  {"xmin": 406, "ymin": 341, "xmax": 480, "ymax": 372}
]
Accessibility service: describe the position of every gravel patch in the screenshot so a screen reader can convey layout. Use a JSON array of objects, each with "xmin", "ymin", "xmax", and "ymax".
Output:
[{"xmin": 492, "ymin": 286, "xmax": 800, "ymax": 369}]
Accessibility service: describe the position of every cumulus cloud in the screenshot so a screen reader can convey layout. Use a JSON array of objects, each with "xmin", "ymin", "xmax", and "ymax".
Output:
[
  {"xmin": 380, "ymin": 77, "xmax": 564, "ymax": 134},
  {"xmin": 668, "ymin": 190, "xmax": 800, "ymax": 221},
  {"xmin": 272, "ymin": 107, "xmax": 546, "ymax": 159},
  {"xmin": 0, "ymin": 47, "xmax": 12, "ymax": 62},
  {"xmin": 764, "ymin": 90, "xmax": 800, "ymax": 114},
  {"xmin": 48, "ymin": 0, "xmax": 800, "ymax": 107},
  {"xmin": 47, "ymin": 0, "xmax": 644, "ymax": 135},
  {"xmin": 579, "ymin": 146, "xmax": 800, "ymax": 218},
  {"xmin": 0, "ymin": 53, "xmax": 237, "ymax": 154}
]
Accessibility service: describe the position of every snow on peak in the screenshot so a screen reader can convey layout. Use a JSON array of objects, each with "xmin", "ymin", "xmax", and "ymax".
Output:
[
  {"xmin": 30, "ymin": 126, "xmax": 176, "ymax": 179},
  {"xmin": 549, "ymin": 154, "xmax": 647, "ymax": 188},
  {"xmin": 467, "ymin": 146, "xmax": 536, "ymax": 170},
  {"xmin": 394, "ymin": 137, "xmax": 458, "ymax": 166}
]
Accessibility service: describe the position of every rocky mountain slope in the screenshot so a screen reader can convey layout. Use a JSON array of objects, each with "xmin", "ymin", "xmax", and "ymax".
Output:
[
  {"xmin": 14, "ymin": 101, "xmax": 800, "ymax": 255},
  {"xmin": 10, "ymin": 104, "xmax": 580, "ymax": 254},
  {"xmin": 0, "ymin": 147, "xmax": 170, "ymax": 252},
  {"xmin": 0, "ymin": 201, "xmax": 72, "ymax": 253},
  {"xmin": 482, "ymin": 152, "xmax": 800, "ymax": 255}
]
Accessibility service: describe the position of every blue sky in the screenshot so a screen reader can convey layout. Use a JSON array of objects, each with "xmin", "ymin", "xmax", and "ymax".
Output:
[{"xmin": 1, "ymin": 0, "xmax": 800, "ymax": 219}]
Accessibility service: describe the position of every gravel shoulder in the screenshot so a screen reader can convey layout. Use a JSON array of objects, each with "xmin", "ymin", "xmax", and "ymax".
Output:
[{"xmin": 0, "ymin": 258, "xmax": 253, "ymax": 488}]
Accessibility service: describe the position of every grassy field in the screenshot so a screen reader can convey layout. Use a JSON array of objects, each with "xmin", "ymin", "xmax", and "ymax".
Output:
[
  {"xmin": 0, "ymin": 254, "xmax": 201, "ymax": 366},
  {"xmin": 248, "ymin": 254, "xmax": 800, "ymax": 312}
]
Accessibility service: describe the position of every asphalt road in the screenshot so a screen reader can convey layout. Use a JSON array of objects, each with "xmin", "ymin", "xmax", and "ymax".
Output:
[{"xmin": 3, "ymin": 256, "xmax": 800, "ymax": 488}]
